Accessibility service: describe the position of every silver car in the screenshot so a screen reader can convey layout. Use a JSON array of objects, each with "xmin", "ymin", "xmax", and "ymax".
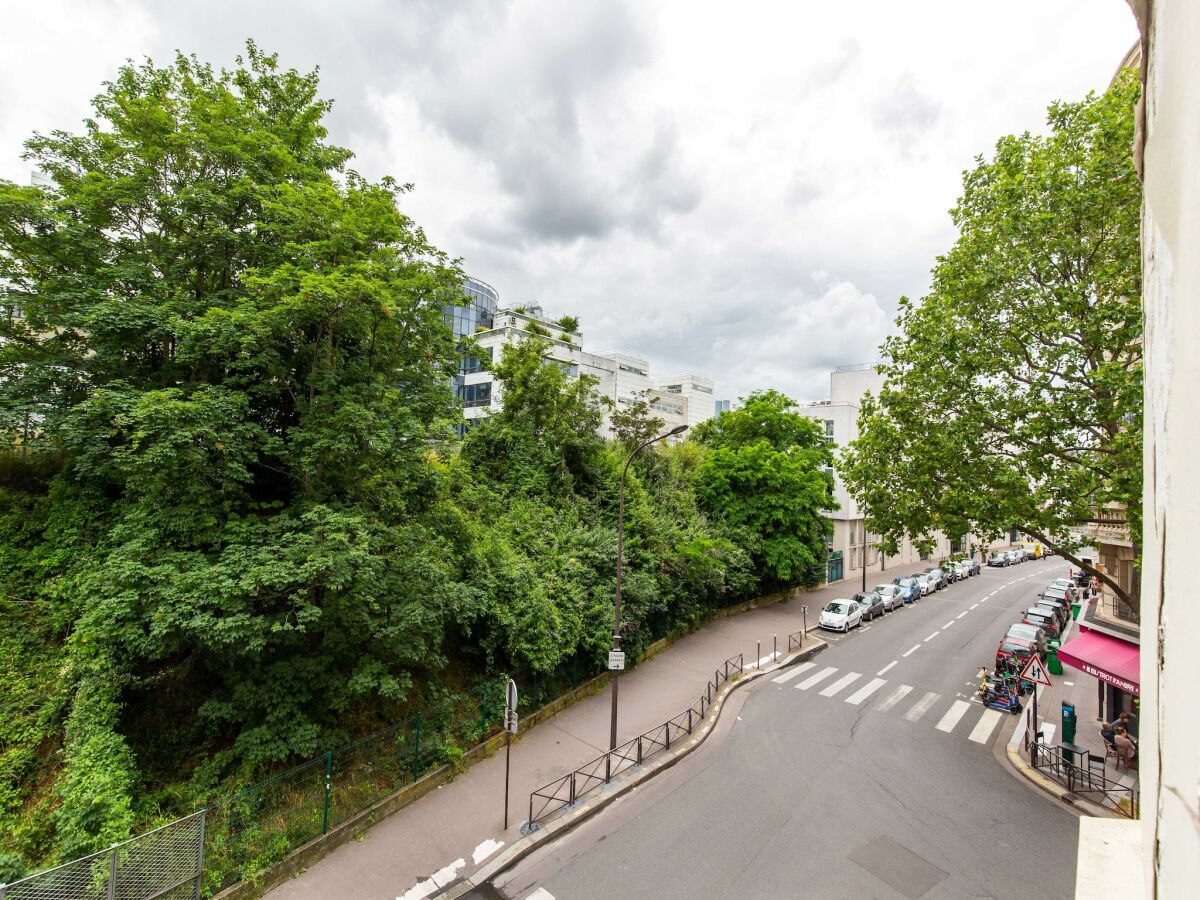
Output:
[
  {"xmin": 873, "ymin": 584, "xmax": 904, "ymax": 612},
  {"xmin": 914, "ymin": 573, "xmax": 933, "ymax": 596}
]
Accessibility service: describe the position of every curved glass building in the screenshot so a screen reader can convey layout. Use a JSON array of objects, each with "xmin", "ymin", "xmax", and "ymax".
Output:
[{"xmin": 443, "ymin": 276, "xmax": 498, "ymax": 338}]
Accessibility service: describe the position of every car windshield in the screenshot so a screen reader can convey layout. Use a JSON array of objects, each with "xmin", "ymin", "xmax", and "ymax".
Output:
[
  {"xmin": 896, "ymin": 578, "xmax": 916, "ymax": 586},
  {"xmin": 1000, "ymin": 642, "xmax": 1031, "ymax": 654},
  {"xmin": 875, "ymin": 586, "xmax": 892, "ymax": 593},
  {"xmin": 825, "ymin": 602, "xmax": 846, "ymax": 614}
]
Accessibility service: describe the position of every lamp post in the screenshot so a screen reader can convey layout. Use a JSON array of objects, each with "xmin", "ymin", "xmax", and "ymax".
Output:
[{"xmin": 610, "ymin": 423, "xmax": 688, "ymax": 751}]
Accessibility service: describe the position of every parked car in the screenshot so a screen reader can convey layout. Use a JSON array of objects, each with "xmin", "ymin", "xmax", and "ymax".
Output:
[
  {"xmin": 1049, "ymin": 578, "xmax": 1079, "ymax": 599},
  {"xmin": 1022, "ymin": 607, "xmax": 1060, "ymax": 639},
  {"xmin": 1035, "ymin": 597, "xmax": 1071, "ymax": 629},
  {"xmin": 852, "ymin": 591, "xmax": 886, "ymax": 621},
  {"xmin": 966, "ymin": 557, "xmax": 982, "ymax": 576},
  {"xmin": 1041, "ymin": 586, "xmax": 1073, "ymax": 605},
  {"xmin": 914, "ymin": 573, "xmax": 934, "ymax": 596},
  {"xmin": 1007, "ymin": 623, "xmax": 1049, "ymax": 657},
  {"xmin": 819, "ymin": 599, "xmax": 863, "ymax": 632},
  {"xmin": 1006, "ymin": 549, "xmax": 1023, "ymax": 564},
  {"xmin": 953, "ymin": 561, "xmax": 972, "ymax": 581},
  {"xmin": 988, "ymin": 552, "xmax": 1010, "ymax": 567},
  {"xmin": 924, "ymin": 567, "xmax": 947, "ymax": 590},
  {"xmin": 997, "ymin": 636, "xmax": 1039, "ymax": 668},
  {"xmin": 892, "ymin": 576, "xmax": 921, "ymax": 604},
  {"xmin": 874, "ymin": 584, "xmax": 904, "ymax": 612}
]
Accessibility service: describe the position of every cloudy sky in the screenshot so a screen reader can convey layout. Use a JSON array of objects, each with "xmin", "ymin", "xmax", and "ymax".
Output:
[{"xmin": 0, "ymin": 1, "xmax": 1137, "ymax": 402}]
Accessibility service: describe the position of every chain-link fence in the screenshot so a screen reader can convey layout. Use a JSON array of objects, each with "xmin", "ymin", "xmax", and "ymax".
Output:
[{"xmin": 0, "ymin": 811, "xmax": 204, "ymax": 900}]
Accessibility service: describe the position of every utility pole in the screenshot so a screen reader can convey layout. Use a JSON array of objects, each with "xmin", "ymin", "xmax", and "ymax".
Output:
[{"xmin": 610, "ymin": 423, "xmax": 688, "ymax": 751}]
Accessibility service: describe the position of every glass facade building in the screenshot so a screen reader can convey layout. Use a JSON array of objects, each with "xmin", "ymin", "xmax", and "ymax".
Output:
[{"xmin": 446, "ymin": 277, "xmax": 500, "ymax": 432}]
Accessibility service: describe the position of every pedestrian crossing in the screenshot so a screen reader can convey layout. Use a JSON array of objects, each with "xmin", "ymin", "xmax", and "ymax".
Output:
[{"xmin": 780, "ymin": 662, "xmax": 1008, "ymax": 745}]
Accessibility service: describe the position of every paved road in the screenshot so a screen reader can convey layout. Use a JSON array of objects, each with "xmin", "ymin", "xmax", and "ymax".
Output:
[{"xmin": 492, "ymin": 558, "xmax": 1079, "ymax": 900}]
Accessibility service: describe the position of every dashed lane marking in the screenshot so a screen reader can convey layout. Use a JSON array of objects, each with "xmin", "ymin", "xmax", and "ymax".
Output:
[
  {"xmin": 970, "ymin": 604, "xmax": 979, "ymax": 609},
  {"xmin": 956, "ymin": 611, "xmax": 969, "ymax": 619},
  {"xmin": 796, "ymin": 666, "xmax": 839, "ymax": 690},
  {"xmin": 875, "ymin": 684, "xmax": 913, "ymax": 712},
  {"xmin": 903, "ymin": 691, "xmax": 941, "ymax": 722},
  {"xmin": 969, "ymin": 709, "xmax": 1003, "ymax": 744},
  {"xmin": 819, "ymin": 671, "xmax": 862, "ymax": 698},
  {"xmin": 924, "ymin": 631, "xmax": 940, "ymax": 642},
  {"xmin": 844, "ymin": 677, "xmax": 888, "ymax": 705},
  {"xmin": 936, "ymin": 700, "xmax": 972, "ymax": 733},
  {"xmin": 876, "ymin": 660, "xmax": 898, "ymax": 676},
  {"xmin": 902, "ymin": 644, "xmax": 921, "ymax": 657},
  {"xmin": 772, "ymin": 661, "xmax": 816, "ymax": 684},
  {"xmin": 942, "ymin": 620, "xmax": 956, "ymax": 628}
]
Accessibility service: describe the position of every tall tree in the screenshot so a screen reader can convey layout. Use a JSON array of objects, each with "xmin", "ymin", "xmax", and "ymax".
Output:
[
  {"xmin": 840, "ymin": 72, "xmax": 1142, "ymax": 609},
  {"xmin": 692, "ymin": 391, "xmax": 835, "ymax": 588},
  {"xmin": 0, "ymin": 45, "xmax": 467, "ymax": 855}
]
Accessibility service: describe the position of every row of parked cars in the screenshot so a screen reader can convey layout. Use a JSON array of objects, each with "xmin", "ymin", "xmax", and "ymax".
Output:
[
  {"xmin": 987, "ymin": 546, "xmax": 1040, "ymax": 567},
  {"xmin": 818, "ymin": 557, "xmax": 983, "ymax": 632},
  {"xmin": 995, "ymin": 573, "xmax": 1086, "ymax": 669}
]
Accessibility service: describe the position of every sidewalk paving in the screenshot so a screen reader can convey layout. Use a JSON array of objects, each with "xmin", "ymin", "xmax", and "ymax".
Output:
[{"xmin": 264, "ymin": 580, "xmax": 856, "ymax": 900}]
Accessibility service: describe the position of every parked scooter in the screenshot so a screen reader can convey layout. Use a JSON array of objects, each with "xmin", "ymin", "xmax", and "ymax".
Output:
[{"xmin": 977, "ymin": 667, "xmax": 1023, "ymax": 714}]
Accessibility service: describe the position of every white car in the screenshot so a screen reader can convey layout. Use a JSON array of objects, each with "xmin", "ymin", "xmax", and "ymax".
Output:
[
  {"xmin": 953, "ymin": 562, "xmax": 971, "ymax": 580},
  {"xmin": 1005, "ymin": 549, "xmax": 1022, "ymax": 564},
  {"xmin": 1049, "ymin": 578, "xmax": 1078, "ymax": 599},
  {"xmin": 819, "ymin": 599, "xmax": 863, "ymax": 632},
  {"xmin": 873, "ymin": 584, "xmax": 904, "ymax": 612},
  {"xmin": 914, "ymin": 573, "xmax": 934, "ymax": 596}
]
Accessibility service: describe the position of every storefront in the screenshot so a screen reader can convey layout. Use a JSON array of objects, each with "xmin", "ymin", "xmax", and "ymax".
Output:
[{"xmin": 1057, "ymin": 609, "xmax": 1140, "ymax": 727}]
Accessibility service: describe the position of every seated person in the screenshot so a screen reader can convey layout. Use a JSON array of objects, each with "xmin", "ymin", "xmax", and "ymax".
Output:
[
  {"xmin": 1114, "ymin": 725, "xmax": 1137, "ymax": 766},
  {"xmin": 1101, "ymin": 721, "xmax": 1117, "ymax": 745}
]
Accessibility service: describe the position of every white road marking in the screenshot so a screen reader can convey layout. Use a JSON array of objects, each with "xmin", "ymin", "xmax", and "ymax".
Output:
[
  {"xmin": 942, "ymin": 620, "xmax": 956, "ymax": 629},
  {"xmin": 1064, "ymin": 681, "xmax": 1075, "ymax": 687},
  {"xmin": 876, "ymin": 661, "xmax": 898, "ymax": 676},
  {"xmin": 902, "ymin": 644, "xmax": 921, "ymax": 657},
  {"xmin": 936, "ymin": 700, "xmax": 972, "ymax": 733},
  {"xmin": 772, "ymin": 662, "xmax": 816, "ymax": 684},
  {"xmin": 903, "ymin": 691, "xmax": 941, "ymax": 722},
  {"xmin": 472, "ymin": 839, "xmax": 504, "ymax": 865},
  {"xmin": 861, "ymin": 624, "xmax": 873, "ymax": 631},
  {"xmin": 796, "ymin": 666, "xmax": 838, "ymax": 690},
  {"xmin": 970, "ymin": 603, "xmax": 979, "ymax": 609},
  {"xmin": 845, "ymin": 677, "xmax": 888, "ymax": 705},
  {"xmin": 525, "ymin": 890, "xmax": 556, "ymax": 900},
  {"xmin": 969, "ymin": 709, "xmax": 1003, "ymax": 744},
  {"xmin": 875, "ymin": 684, "xmax": 913, "ymax": 712},
  {"xmin": 399, "ymin": 859, "xmax": 466, "ymax": 900},
  {"xmin": 819, "ymin": 671, "xmax": 862, "ymax": 697},
  {"xmin": 1038, "ymin": 722, "xmax": 1058, "ymax": 745},
  {"xmin": 924, "ymin": 631, "xmax": 940, "ymax": 642},
  {"xmin": 980, "ymin": 597, "xmax": 988, "ymax": 603},
  {"xmin": 956, "ymin": 611, "xmax": 969, "ymax": 619},
  {"xmin": 753, "ymin": 655, "xmax": 775, "ymax": 668}
]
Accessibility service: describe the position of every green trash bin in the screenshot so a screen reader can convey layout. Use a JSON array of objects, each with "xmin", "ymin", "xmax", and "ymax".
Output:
[
  {"xmin": 1047, "ymin": 642, "xmax": 1063, "ymax": 676},
  {"xmin": 1071, "ymin": 603, "xmax": 1082, "ymax": 620},
  {"xmin": 1062, "ymin": 701, "xmax": 1077, "ymax": 764}
]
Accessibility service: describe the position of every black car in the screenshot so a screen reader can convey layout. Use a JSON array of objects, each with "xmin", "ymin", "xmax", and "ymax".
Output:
[
  {"xmin": 988, "ymin": 552, "xmax": 1010, "ymax": 567},
  {"xmin": 964, "ymin": 558, "xmax": 981, "ymax": 576},
  {"xmin": 852, "ymin": 591, "xmax": 885, "ymax": 621}
]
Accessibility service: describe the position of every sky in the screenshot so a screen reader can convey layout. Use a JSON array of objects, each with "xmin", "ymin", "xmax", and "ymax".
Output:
[{"xmin": 0, "ymin": 1, "xmax": 1138, "ymax": 403}]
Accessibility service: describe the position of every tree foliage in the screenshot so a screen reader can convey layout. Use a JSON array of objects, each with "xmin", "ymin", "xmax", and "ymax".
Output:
[{"xmin": 840, "ymin": 72, "xmax": 1142, "ymax": 606}]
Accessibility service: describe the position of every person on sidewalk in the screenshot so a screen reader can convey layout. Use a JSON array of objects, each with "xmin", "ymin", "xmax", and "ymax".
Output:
[
  {"xmin": 1114, "ymin": 725, "xmax": 1137, "ymax": 768},
  {"xmin": 1101, "ymin": 720, "xmax": 1117, "ymax": 746}
]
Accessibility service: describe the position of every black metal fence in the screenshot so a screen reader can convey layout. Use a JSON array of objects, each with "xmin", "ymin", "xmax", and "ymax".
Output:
[
  {"xmin": 1029, "ymin": 742, "xmax": 1139, "ymax": 818},
  {"xmin": 0, "ymin": 811, "xmax": 205, "ymax": 900},
  {"xmin": 527, "ymin": 653, "xmax": 745, "ymax": 831}
]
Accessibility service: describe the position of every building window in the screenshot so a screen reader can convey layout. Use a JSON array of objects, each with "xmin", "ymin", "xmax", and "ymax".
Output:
[
  {"xmin": 457, "ymin": 382, "xmax": 492, "ymax": 408},
  {"xmin": 664, "ymin": 384, "xmax": 683, "ymax": 394},
  {"xmin": 618, "ymin": 363, "xmax": 648, "ymax": 376},
  {"xmin": 824, "ymin": 420, "xmax": 835, "ymax": 442},
  {"xmin": 649, "ymin": 399, "xmax": 684, "ymax": 415},
  {"xmin": 692, "ymin": 383, "xmax": 713, "ymax": 393}
]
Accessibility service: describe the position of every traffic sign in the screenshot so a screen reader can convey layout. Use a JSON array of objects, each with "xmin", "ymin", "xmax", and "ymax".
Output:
[
  {"xmin": 1020, "ymin": 654, "xmax": 1053, "ymax": 687},
  {"xmin": 506, "ymin": 678, "xmax": 518, "ymax": 713},
  {"xmin": 504, "ymin": 709, "xmax": 519, "ymax": 735},
  {"xmin": 608, "ymin": 650, "xmax": 626, "ymax": 671}
]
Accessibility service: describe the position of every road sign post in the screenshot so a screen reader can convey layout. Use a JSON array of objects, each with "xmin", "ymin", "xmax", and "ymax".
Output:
[
  {"xmin": 608, "ymin": 650, "xmax": 625, "ymax": 671},
  {"xmin": 504, "ymin": 679, "xmax": 517, "ymax": 830},
  {"xmin": 1019, "ymin": 656, "xmax": 1052, "ymax": 764}
]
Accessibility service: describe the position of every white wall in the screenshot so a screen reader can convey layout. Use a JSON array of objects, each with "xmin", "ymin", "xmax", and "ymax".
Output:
[{"xmin": 1139, "ymin": 0, "xmax": 1200, "ymax": 892}]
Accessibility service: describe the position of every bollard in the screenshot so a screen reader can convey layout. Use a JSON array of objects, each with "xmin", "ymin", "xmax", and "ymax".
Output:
[
  {"xmin": 773, "ymin": 633, "xmax": 778, "ymax": 661},
  {"xmin": 757, "ymin": 640, "xmax": 761, "ymax": 669}
]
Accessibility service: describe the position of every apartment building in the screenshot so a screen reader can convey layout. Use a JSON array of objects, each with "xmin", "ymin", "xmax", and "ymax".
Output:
[{"xmin": 796, "ymin": 364, "xmax": 976, "ymax": 585}]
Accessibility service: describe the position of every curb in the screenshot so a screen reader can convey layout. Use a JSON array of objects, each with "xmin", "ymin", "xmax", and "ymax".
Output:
[
  {"xmin": 438, "ymin": 640, "xmax": 830, "ymax": 899},
  {"xmin": 1002, "ymin": 687, "xmax": 1118, "ymax": 819}
]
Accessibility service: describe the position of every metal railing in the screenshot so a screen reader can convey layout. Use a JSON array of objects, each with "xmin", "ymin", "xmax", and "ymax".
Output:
[
  {"xmin": 528, "ymin": 653, "xmax": 744, "ymax": 831},
  {"xmin": 1029, "ymin": 742, "xmax": 1139, "ymax": 818},
  {"xmin": 0, "ymin": 811, "xmax": 205, "ymax": 900}
]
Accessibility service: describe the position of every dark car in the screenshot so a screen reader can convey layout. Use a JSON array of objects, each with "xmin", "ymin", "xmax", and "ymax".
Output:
[
  {"xmin": 924, "ymin": 567, "xmax": 947, "ymax": 590},
  {"xmin": 964, "ymin": 558, "xmax": 981, "ymax": 576},
  {"xmin": 892, "ymin": 576, "xmax": 921, "ymax": 604},
  {"xmin": 997, "ymin": 637, "xmax": 1039, "ymax": 668},
  {"xmin": 1022, "ymin": 607, "xmax": 1060, "ymax": 639},
  {"xmin": 852, "ymin": 591, "xmax": 885, "ymax": 622},
  {"xmin": 988, "ymin": 552, "xmax": 1010, "ymax": 567},
  {"xmin": 1034, "ymin": 596, "xmax": 1071, "ymax": 628}
]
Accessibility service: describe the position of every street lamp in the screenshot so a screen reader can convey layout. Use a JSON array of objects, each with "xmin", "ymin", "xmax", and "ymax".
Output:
[{"xmin": 610, "ymin": 422, "xmax": 689, "ymax": 751}]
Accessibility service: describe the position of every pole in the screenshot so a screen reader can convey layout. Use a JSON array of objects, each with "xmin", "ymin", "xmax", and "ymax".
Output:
[
  {"xmin": 1030, "ymin": 686, "xmax": 1039, "ymax": 765},
  {"xmin": 862, "ymin": 526, "xmax": 868, "ymax": 593},
  {"xmin": 504, "ymin": 731, "xmax": 511, "ymax": 830},
  {"xmin": 802, "ymin": 605, "xmax": 807, "ymax": 640},
  {"xmin": 773, "ymin": 634, "xmax": 777, "ymax": 661},
  {"xmin": 756, "ymin": 640, "xmax": 760, "ymax": 669},
  {"xmin": 611, "ymin": 425, "xmax": 687, "ymax": 750}
]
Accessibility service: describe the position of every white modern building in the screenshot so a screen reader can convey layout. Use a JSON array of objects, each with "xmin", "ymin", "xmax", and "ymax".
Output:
[{"xmin": 447, "ymin": 279, "xmax": 715, "ymax": 439}]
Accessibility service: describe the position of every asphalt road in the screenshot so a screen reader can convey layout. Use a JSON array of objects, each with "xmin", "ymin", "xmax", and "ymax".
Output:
[{"xmin": 490, "ymin": 558, "xmax": 1079, "ymax": 900}]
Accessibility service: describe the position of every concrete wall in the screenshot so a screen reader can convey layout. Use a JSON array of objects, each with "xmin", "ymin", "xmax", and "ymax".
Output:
[{"xmin": 1138, "ymin": 0, "xmax": 1200, "ymax": 893}]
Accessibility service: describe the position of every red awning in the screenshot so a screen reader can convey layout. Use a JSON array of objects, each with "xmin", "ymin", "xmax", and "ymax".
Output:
[{"xmin": 1057, "ymin": 629, "xmax": 1140, "ymax": 696}]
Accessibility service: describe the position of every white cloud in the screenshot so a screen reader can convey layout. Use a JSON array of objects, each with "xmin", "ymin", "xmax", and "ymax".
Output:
[{"xmin": 0, "ymin": 0, "xmax": 1139, "ymax": 402}]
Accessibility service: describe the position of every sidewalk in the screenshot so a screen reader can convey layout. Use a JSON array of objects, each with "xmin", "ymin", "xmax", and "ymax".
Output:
[
  {"xmin": 260, "ymin": 582, "xmax": 850, "ymax": 900},
  {"xmin": 1003, "ymin": 612, "xmax": 1139, "ymax": 817}
]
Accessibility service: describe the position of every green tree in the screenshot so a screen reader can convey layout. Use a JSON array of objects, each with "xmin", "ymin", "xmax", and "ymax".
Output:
[
  {"xmin": 840, "ymin": 72, "xmax": 1142, "ymax": 608},
  {"xmin": 693, "ymin": 391, "xmax": 834, "ymax": 588},
  {"xmin": 0, "ymin": 44, "xmax": 469, "ymax": 857},
  {"xmin": 608, "ymin": 391, "xmax": 666, "ymax": 449}
]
